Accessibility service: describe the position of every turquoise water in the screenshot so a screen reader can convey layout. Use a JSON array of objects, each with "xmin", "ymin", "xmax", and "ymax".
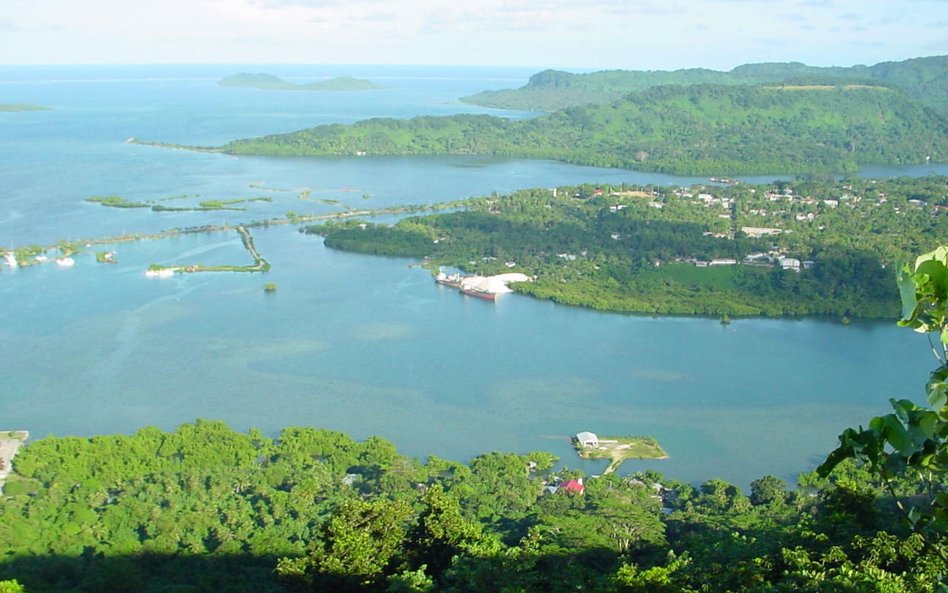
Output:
[{"xmin": 0, "ymin": 66, "xmax": 942, "ymax": 487}]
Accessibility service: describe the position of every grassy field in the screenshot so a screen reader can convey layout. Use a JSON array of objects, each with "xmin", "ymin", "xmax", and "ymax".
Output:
[{"xmin": 574, "ymin": 435, "xmax": 668, "ymax": 474}]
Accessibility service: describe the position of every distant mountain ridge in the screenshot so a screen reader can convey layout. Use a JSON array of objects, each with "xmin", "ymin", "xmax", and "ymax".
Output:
[
  {"xmin": 219, "ymin": 73, "xmax": 383, "ymax": 91},
  {"xmin": 219, "ymin": 83, "xmax": 948, "ymax": 176},
  {"xmin": 462, "ymin": 55, "xmax": 948, "ymax": 114}
]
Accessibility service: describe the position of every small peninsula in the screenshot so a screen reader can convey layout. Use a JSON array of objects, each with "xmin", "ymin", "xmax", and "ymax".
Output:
[
  {"xmin": 306, "ymin": 176, "xmax": 948, "ymax": 318},
  {"xmin": 219, "ymin": 73, "xmax": 383, "ymax": 91},
  {"xmin": 574, "ymin": 431, "xmax": 668, "ymax": 474}
]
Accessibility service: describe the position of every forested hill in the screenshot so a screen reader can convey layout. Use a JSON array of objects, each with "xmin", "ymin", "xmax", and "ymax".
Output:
[
  {"xmin": 461, "ymin": 55, "xmax": 948, "ymax": 113},
  {"xmin": 219, "ymin": 84, "xmax": 948, "ymax": 176},
  {"xmin": 0, "ymin": 418, "xmax": 945, "ymax": 592}
]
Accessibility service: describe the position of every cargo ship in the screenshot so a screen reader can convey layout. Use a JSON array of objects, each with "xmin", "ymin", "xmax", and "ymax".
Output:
[
  {"xmin": 459, "ymin": 285, "xmax": 497, "ymax": 301},
  {"xmin": 434, "ymin": 272, "xmax": 464, "ymax": 288},
  {"xmin": 436, "ymin": 271, "xmax": 531, "ymax": 301}
]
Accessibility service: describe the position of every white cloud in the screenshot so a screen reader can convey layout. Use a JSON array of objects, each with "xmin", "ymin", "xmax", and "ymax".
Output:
[{"xmin": 0, "ymin": 0, "xmax": 944, "ymax": 68}]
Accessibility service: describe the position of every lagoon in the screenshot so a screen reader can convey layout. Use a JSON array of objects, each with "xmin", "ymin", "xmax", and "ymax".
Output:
[{"xmin": 0, "ymin": 65, "xmax": 942, "ymax": 487}]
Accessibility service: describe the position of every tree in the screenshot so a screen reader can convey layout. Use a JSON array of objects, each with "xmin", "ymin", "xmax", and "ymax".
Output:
[
  {"xmin": 749, "ymin": 475, "xmax": 788, "ymax": 506},
  {"xmin": 819, "ymin": 245, "xmax": 948, "ymax": 565},
  {"xmin": 407, "ymin": 485, "xmax": 492, "ymax": 576},
  {"xmin": 0, "ymin": 581, "xmax": 25, "ymax": 593},
  {"xmin": 307, "ymin": 498, "xmax": 414, "ymax": 592}
]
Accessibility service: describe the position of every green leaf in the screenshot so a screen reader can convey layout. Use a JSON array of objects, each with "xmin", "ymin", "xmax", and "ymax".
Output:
[
  {"xmin": 915, "ymin": 411, "xmax": 938, "ymax": 440},
  {"xmin": 916, "ymin": 245, "xmax": 948, "ymax": 270},
  {"xmin": 928, "ymin": 381, "xmax": 948, "ymax": 409},
  {"xmin": 898, "ymin": 267, "xmax": 919, "ymax": 323},
  {"xmin": 875, "ymin": 414, "xmax": 913, "ymax": 456},
  {"xmin": 817, "ymin": 445, "xmax": 852, "ymax": 477}
]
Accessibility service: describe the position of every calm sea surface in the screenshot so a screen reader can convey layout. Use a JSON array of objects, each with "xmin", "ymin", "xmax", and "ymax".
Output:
[{"xmin": 1, "ymin": 65, "xmax": 944, "ymax": 487}]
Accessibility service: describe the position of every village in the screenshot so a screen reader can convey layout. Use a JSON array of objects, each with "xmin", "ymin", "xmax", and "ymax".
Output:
[{"xmin": 571, "ymin": 178, "xmax": 946, "ymax": 274}]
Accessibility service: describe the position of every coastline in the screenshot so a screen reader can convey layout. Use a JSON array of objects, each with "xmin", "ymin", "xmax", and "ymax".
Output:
[{"xmin": 0, "ymin": 431, "xmax": 29, "ymax": 493}]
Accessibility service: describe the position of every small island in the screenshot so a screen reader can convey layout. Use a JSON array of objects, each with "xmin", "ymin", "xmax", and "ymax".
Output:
[
  {"xmin": 86, "ymin": 194, "xmax": 272, "ymax": 212},
  {"xmin": 219, "ymin": 73, "xmax": 383, "ymax": 92},
  {"xmin": 573, "ymin": 431, "xmax": 668, "ymax": 474},
  {"xmin": 0, "ymin": 104, "xmax": 50, "ymax": 112}
]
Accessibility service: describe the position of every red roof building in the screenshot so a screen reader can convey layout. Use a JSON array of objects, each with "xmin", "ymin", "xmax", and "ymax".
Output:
[{"xmin": 559, "ymin": 478, "xmax": 585, "ymax": 495}]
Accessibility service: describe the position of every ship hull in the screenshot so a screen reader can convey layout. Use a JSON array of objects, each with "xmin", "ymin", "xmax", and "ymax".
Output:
[{"xmin": 459, "ymin": 287, "xmax": 497, "ymax": 301}]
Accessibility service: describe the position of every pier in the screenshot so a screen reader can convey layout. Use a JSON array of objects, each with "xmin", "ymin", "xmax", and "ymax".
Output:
[{"xmin": 155, "ymin": 225, "xmax": 271, "ymax": 274}]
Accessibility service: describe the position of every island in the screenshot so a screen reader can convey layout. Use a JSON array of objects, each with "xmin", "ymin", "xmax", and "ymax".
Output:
[
  {"xmin": 573, "ymin": 431, "xmax": 668, "ymax": 474},
  {"xmin": 218, "ymin": 73, "xmax": 383, "ymax": 91},
  {"xmin": 460, "ymin": 55, "xmax": 948, "ymax": 115},
  {"xmin": 205, "ymin": 82, "xmax": 947, "ymax": 176},
  {"xmin": 86, "ymin": 194, "xmax": 273, "ymax": 212},
  {"xmin": 0, "ymin": 104, "xmax": 50, "ymax": 112}
]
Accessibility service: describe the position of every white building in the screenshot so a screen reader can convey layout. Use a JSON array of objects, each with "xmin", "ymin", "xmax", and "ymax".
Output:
[{"xmin": 575, "ymin": 431, "xmax": 599, "ymax": 448}]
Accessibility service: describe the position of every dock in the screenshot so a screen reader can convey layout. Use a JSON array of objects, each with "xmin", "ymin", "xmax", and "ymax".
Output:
[
  {"xmin": 0, "ymin": 430, "xmax": 29, "ymax": 493},
  {"xmin": 573, "ymin": 432, "xmax": 667, "ymax": 474}
]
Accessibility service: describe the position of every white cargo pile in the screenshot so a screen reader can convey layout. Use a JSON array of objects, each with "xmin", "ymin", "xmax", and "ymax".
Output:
[{"xmin": 459, "ymin": 273, "xmax": 530, "ymax": 295}]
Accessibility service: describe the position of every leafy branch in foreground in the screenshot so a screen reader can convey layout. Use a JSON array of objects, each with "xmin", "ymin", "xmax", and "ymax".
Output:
[{"xmin": 820, "ymin": 245, "xmax": 948, "ymax": 565}]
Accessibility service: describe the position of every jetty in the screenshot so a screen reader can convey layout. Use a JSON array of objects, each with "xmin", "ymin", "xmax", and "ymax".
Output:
[
  {"xmin": 148, "ymin": 225, "xmax": 271, "ymax": 275},
  {"xmin": 4, "ymin": 200, "xmax": 463, "ymax": 271},
  {"xmin": 0, "ymin": 430, "xmax": 29, "ymax": 493},
  {"xmin": 573, "ymin": 431, "xmax": 668, "ymax": 474}
]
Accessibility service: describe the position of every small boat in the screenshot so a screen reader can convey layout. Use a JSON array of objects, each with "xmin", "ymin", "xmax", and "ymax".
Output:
[
  {"xmin": 3, "ymin": 253, "xmax": 17, "ymax": 268},
  {"xmin": 55, "ymin": 257, "xmax": 75, "ymax": 267},
  {"xmin": 145, "ymin": 268, "xmax": 176, "ymax": 278}
]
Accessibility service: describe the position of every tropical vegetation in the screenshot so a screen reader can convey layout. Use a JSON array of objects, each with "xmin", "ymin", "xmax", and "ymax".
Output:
[
  {"xmin": 461, "ymin": 55, "xmax": 948, "ymax": 114},
  {"xmin": 0, "ymin": 245, "xmax": 945, "ymax": 592},
  {"xmin": 305, "ymin": 176, "xmax": 948, "ymax": 318},
  {"xmin": 216, "ymin": 83, "xmax": 947, "ymax": 176}
]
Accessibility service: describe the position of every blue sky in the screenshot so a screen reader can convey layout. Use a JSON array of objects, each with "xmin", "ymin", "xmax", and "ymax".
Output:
[{"xmin": 0, "ymin": 0, "xmax": 945, "ymax": 69}]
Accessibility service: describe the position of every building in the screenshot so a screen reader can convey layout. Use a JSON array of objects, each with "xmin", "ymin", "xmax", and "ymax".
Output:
[
  {"xmin": 779, "ymin": 258, "xmax": 801, "ymax": 272},
  {"xmin": 741, "ymin": 226, "xmax": 783, "ymax": 238},
  {"xmin": 575, "ymin": 431, "xmax": 599, "ymax": 448},
  {"xmin": 559, "ymin": 478, "xmax": 585, "ymax": 495}
]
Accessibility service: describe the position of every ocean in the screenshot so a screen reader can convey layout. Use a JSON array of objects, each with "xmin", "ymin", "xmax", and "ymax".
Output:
[{"xmin": 0, "ymin": 64, "xmax": 943, "ymax": 486}]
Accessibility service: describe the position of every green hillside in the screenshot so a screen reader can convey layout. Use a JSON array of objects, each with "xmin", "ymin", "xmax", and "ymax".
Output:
[
  {"xmin": 220, "ymin": 84, "xmax": 948, "ymax": 176},
  {"xmin": 462, "ymin": 55, "xmax": 948, "ymax": 113}
]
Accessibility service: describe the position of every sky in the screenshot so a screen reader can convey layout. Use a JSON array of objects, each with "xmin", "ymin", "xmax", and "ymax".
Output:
[{"xmin": 0, "ymin": 0, "xmax": 945, "ymax": 70}]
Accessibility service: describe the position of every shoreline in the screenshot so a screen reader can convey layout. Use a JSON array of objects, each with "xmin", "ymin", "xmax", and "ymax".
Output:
[{"xmin": 0, "ymin": 431, "xmax": 29, "ymax": 493}]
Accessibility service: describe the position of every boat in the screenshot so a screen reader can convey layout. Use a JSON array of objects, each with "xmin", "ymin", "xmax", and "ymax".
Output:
[
  {"xmin": 435, "ymin": 272, "xmax": 464, "ymax": 288},
  {"xmin": 459, "ymin": 285, "xmax": 497, "ymax": 301},
  {"xmin": 55, "ymin": 257, "xmax": 75, "ymax": 267},
  {"xmin": 145, "ymin": 268, "xmax": 176, "ymax": 278},
  {"xmin": 3, "ymin": 253, "xmax": 17, "ymax": 268}
]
